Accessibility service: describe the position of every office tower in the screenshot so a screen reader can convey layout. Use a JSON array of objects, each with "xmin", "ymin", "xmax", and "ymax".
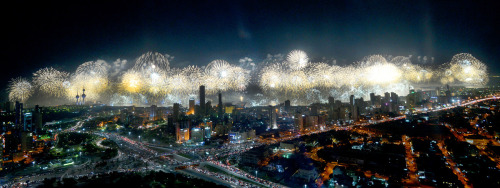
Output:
[
  {"xmin": 150, "ymin": 105, "xmax": 158, "ymax": 121},
  {"xmin": 3, "ymin": 131, "xmax": 19, "ymax": 155},
  {"xmin": 15, "ymin": 101, "xmax": 23, "ymax": 127},
  {"xmin": 384, "ymin": 92, "xmax": 390, "ymax": 103},
  {"xmin": 205, "ymin": 101, "xmax": 212, "ymax": 115},
  {"xmin": 349, "ymin": 95, "xmax": 355, "ymax": 120},
  {"xmin": 23, "ymin": 112, "xmax": 32, "ymax": 131},
  {"xmin": 269, "ymin": 106, "xmax": 277, "ymax": 129},
  {"xmin": 218, "ymin": 92, "xmax": 223, "ymax": 118},
  {"xmin": 294, "ymin": 113, "xmax": 304, "ymax": 131},
  {"xmin": 173, "ymin": 103, "xmax": 180, "ymax": 121},
  {"xmin": 188, "ymin": 99, "xmax": 195, "ymax": 115},
  {"xmin": 21, "ymin": 132, "xmax": 33, "ymax": 152},
  {"xmin": 285, "ymin": 100, "xmax": 291, "ymax": 112},
  {"xmin": 370, "ymin": 93, "xmax": 375, "ymax": 106},
  {"xmin": 32, "ymin": 105, "xmax": 42, "ymax": 134},
  {"xmin": 390, "ymin": 92, "xmax": 399, "ymax": 112},
  {"xmin": 0, "ymin": 136, "xmax": 3, "ymax": 169},
  {"xmin": 349, "ymin": 95, "xmax": 354, "ymax": 106},
  {"xmin": 199, "ymin": 85, "xmax": 206, "ymax": 115},
  {"xmin": 310, "ymin": 104, "xmax": 318, "ymax": 116}
]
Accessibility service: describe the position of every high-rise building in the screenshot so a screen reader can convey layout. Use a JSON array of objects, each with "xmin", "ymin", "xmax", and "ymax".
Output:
[
  {"xmin": 21, "ymin": 132, "xmax": 33, "ymax": 152},
  {"xmin": 173, "ymin": 103, "xmax": 180, "ymax": 121},
  {"xmin": 187, "ymin": 99, "xmax": 195, "ymax": 115},
  {"xmin": 176, "ymin": 119, "xmax": 190, "ymax": 142},
  {"xmin": 0, "ymin": 135, "xmax": 3, "ymax": 170},
  {"xmin": 349, "ymin": 95, "xmax": 354, "ymax": 107},
  {"xmin": 3, "ymin": 131, "xmax": 19, "ymax": 156},
  {"xmin": 205, "ymin": 101, "xmax": 212, "ymax": 115},
  {"xmin": 23, "ymin": 112, "xmax": 32, "ymax": 131},
  {"xmin": 149, "ymin": 105, "xmax": 158, "ymax": 121},
  {"xmin": 390, "ymin": 92, "xmax": 399, "ymax": 112},
  {"xmin": 285, "ymin": 100, "xmax": 291, "ymax": 112},
  {"xmin": 190, "ymin": 127, "xmax": 204, "ymax": 143},
  {"xmin": 15, "ymin": 101, "xmax": 23, "ymax": 127},
  {"xmin": 294, "ymin": 113, "xmax": 304, "ymax": 131},
  {"xmin": 310, "ymin": 104, "xmax": 319, "ymax": 116},
  {"xmin": 4, "ymin": 102, "xmax": 14, "ymax": 113},
  {"xmin": 32, "ymin": 105, "xmax": 42, "ymax": 134},
  {"xmin": 199, "ymin": 85, "xmax": 206, "ymax": 116},
  {"xmin": 370, "ymin": 93, "xmax": 375, "ymax": 106},
  {"xmin": 218, "ymin": 92, "xmax": 223, "ymax": 118},
  {"xmin": 269, "ymin": 106, "xmax": 277, "ymax": 129}
]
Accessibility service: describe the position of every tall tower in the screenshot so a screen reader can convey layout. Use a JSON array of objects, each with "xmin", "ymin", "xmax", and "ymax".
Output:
[
  {"xmin": 269, "ymin": 106, "xmax": 277, "ymax": 129},
  {"xmin": 81, "ymin": 88, "xmax": 86, "ymax": 105},
  {"xmin": 199, "ymin": 85, "xmax": 205, "ymax": 116},
  {"xmin": 187, "ymin": 99, "xmax": 195, "ymax": 115},
  {"xmin": 76, "ymin": 91, "xmax": 80, "ymax": 105},
  {"xmin": 218, "ymin": 92, "xmax": 223, "ymax": 118}
]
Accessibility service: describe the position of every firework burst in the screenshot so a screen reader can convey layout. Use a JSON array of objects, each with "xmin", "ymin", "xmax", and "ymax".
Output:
[
  {"xmin": 8, "ymin": 77, "xmax": 33, "ymax": 102},
  {"xmin": 33, "ymin": 67, "xmax": 69, "ymax": 97}
]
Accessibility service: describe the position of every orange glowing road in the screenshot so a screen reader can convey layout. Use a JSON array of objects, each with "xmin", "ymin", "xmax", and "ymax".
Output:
[
  {"xmin": 436, "ymin": 141, "xmax": 473, "ymax": 188},
  {"xmin": 402, "ymin": 135, "xmax": 419, "ymax": 186}
]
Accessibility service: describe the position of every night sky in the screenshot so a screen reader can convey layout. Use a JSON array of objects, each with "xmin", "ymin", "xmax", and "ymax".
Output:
[{"xmin": 3, "ymin": 0, "xmax": 500, "ymax": 97}]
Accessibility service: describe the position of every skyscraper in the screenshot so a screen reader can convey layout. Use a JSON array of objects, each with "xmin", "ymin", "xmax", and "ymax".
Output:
[
  {"xmin": 285, "ymin": 100, "xmax": 291, "ymax": 112},
  {"xmin": 32, "ymin": 105, "xmax": 42, "ymax": 134},
  {"xmin": 269, "ymin": 106, "xmax": 277, "ymax": 129},
  {"xmin": 218, "ymin": 92, "xmax": 223, "ymax": 118},
  {"xmin": 173, "ymin": 103, "xmax": 180, "ymax": 121},
  {"xmin": 23, "ymin": 112, "xmax": 32, "ymax": 131},
  {"xmin": 370, "ymin": 93, "xmax": 375, "ymax": 106},
  {"xmin": 199, "ymin": 85, "xmax": 205, "ymax": 116},
  {"xmin": 21, "ymin": 132, "xmax": 33, "ymax": 152},
  {"xmin": 187, "ymin": 99, "xmax": 195, "ymax": 115},
  {"xmin": 15, "ymin": 101, "xmax": 23, "ymax": 127}
]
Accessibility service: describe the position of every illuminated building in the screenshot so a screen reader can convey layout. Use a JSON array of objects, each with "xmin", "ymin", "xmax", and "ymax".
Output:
[
  {"xmin": 23, "ymin": 112, "xmax": 32, "ymax": 131},
  {"xmin": 190, "ymin": 127, "xmax": 204, "ymax": 143},
  {"xmin": 269, "ymin": 106, "xmax": 277, "ymax": 129},
  {"xmin": 187, "ymin": 99, "xmax": 195, "ymax": 115},
  {"xmin": 294, "ymin": 113, "xmax": 304, "ymax": 131},
  {"xmin": 176, "ymin": 119, "xmax": 190, "ymax": 142},
  {"xmin": 224, "ymin": 105, "xmax": 235, "ymax": 114},
  {"xmin": 149, "ymin": 105, "xmax": 158, "ymax": 121},
  {"xmin": 21, "ymin": 132, "xmax": 33, "ymax": 152},
  {"xmin": 228, "ymin": 131, "xmax": 242, "ymax": 144}
]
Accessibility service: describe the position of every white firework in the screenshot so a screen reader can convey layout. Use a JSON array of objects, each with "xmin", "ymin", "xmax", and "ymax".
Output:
[
  {"xmin": 287, "ymin": 50, "xmax": 309, "ymax": 70},
  {"xmin": 8, "ymin": 77, "xmax": 33, "ymax": 102}
]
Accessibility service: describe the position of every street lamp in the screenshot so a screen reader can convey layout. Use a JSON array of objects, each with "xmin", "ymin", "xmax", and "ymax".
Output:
[
  {"xmin": 139, "ymin": 135, "xmax": 141, "ymax": 142},
  {"xmin": 129, "ymin": 132, "xmax": 131, "ymax": 135}
]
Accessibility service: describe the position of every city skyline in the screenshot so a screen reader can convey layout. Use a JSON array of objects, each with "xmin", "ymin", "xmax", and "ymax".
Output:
[{"xmin": 2, "ymin": 1, "xmax": 500, "ymax": 187}]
